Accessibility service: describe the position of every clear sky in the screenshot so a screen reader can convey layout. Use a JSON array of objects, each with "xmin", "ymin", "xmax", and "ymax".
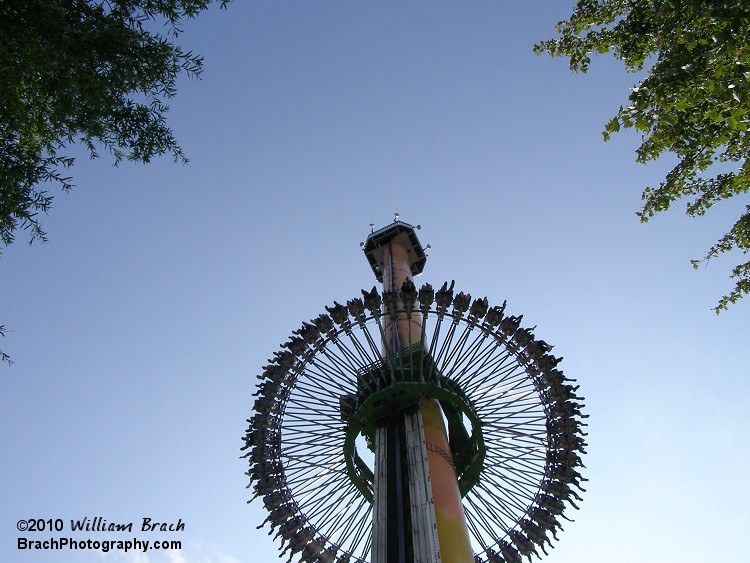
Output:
[{"xmin": 2, "ymin": 2, "xmax": 748, "ymax": 562}]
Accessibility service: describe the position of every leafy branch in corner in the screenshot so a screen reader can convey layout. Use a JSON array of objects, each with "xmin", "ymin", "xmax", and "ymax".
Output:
[{"xmin": 535, "ymin": 0, "xmax": 750, "ymax": 312}]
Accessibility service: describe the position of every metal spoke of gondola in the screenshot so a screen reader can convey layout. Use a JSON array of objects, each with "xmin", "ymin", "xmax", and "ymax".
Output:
[
  {"xmin": 476, "ymin": 471, "xmax": 541, "ymax": 515},
  {"xmin": 305, "ymin": 484, "xmax": 364, "ymax": 536},
  {"xmin": 297, "ymin": 355, "xmax": 357, "ymax": 396},
  {"xmin": 484, "ymin": 450, "xmax": 547, "ymax": 476},
  {"xmin": 444, "ymin": 330, "xmax": 502, "ymax": 387},
  {"xmin": 464, "ymin": 487, "xmax": 517, "ymax": 536},
  {"xmin": 323, "ymin": 490, "xmax": 372, "ymax": 545},
  {"xmin": 463, "ymin": 505, "xmax": 492, "ymax": 553}
]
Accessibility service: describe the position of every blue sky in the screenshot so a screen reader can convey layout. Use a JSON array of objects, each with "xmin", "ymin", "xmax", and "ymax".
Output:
[{"xmin": 2, "ymin": 2, "xmax": 748, "ymax": 562}]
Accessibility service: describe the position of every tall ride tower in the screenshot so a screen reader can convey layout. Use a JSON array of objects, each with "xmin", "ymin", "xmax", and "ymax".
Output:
[
  {"xmin": 362, "ymin": 219, "xmax": 473, "ymax": 563},
  {"xmin": 245, "ymin": 218, "xmax": 587, "ymax": 563}
]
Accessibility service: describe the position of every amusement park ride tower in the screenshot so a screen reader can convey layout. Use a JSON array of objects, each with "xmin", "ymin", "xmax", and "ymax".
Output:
[
  {"xmin": 244, "ymin": 218, "xmax": 587, "ymax": 563},
  {"xmin": 362, "ymin": 221, "xmax": 473, "ymax": 563}
]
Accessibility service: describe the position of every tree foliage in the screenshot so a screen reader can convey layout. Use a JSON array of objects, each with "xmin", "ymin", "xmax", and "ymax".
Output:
[
  {"xmin": 0, "ymin": 0, "xmax": 228, "ymax": 363},
  {"xmin": 0, "ymin": 0, "xmax": 228, "ymax": 249},
  {"xmin": 535, "ymin": 0, "xmax": 750, "ymax": 312}
]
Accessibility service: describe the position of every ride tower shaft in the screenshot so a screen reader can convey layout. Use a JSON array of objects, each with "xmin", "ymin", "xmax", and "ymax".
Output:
[{"xmin": 365, "ymin": 220, "xmax": 474, "ymax": 563}]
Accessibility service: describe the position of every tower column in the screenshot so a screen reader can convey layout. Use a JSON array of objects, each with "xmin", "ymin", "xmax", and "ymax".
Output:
[{"xmin": 368, "ymin": 224, "xmax": 473, "ymax": 563}]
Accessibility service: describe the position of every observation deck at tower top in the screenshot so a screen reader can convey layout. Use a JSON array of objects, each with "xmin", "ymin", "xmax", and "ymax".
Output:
[{"xmin": 362, "ymin": 220, "xmax": 427, "ymax": 283}]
